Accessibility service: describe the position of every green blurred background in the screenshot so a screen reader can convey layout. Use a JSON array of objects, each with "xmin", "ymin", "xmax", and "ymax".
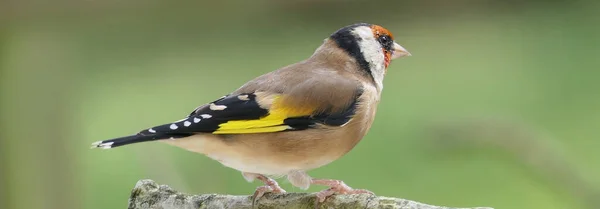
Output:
[{"xmin": 1, "ymin": 0, "xmax": 599, "ymax": 208}]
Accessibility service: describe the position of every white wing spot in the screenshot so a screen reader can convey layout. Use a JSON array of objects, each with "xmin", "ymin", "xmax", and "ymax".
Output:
[
  {"xmin": 200, "ymin": 114, "xmax": 212, "ymax": 119},
  {"xmin": 209, "ymin": 103, "xmax": 227, "ymax": 111},
  {"xmin": 237, "ymin": 95, "xmax": 249, "ymax": 101},
  {"xmin": 184, "ymin": 121, "xmax": 191, "ymax": 127},
  {"xmin": 148, "ymin": 128, "xmax": 156, "ymax": 133},
  {"xmin": 193, "ymin": 117, "xmax": 201, "ymax": 123},
  {"xmin": 170, "ymin": 124, "xmax": 178, "ymax": 130}
]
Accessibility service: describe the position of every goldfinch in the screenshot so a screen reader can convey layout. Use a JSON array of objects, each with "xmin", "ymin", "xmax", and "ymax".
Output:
[{"xmin": 92, "ymin": 23, "xmax": 411, "ymax": 202}]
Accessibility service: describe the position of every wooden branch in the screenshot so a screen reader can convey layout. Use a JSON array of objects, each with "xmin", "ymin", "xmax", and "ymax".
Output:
[{"xmin": 128, "ymin": 179, "xmax": 493, "ymax": 209}]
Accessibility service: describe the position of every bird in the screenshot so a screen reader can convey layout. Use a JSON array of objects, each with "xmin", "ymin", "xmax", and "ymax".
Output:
[{"xmin": 92, "ymin": 23, "xmax": 411, "ymax": 203}]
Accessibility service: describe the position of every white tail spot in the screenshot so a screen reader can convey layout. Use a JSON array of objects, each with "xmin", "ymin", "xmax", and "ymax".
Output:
[
  {"xmin": 170, "ymin": 124, "xmax": 178, "ymax": 130},
  {"xmin": 193, "ymin": 117, "xmax": 201, "ymax": 123},
  {"xmin": 91, "ymin": 141, "xmax": 114, "ymax": 149},
  {"xmin": 148, "ymin": 128, "xmax": 156, "ymax": 133},
  {"xmin": 184, "ymin": 121, "xmax": 191, "ymax": 127},
  {"xmin": 200, "ymin": 114, "xmax": 212, "ymax": 119}
]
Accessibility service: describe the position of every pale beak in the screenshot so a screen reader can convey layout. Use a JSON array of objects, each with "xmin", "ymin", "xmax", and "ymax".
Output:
[{"xmin": 391, "ymin": 42, "xmax": 411, "ymax": 59}]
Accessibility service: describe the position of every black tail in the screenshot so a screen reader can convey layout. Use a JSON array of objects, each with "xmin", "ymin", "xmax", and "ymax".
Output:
[{"xmin": 91, "ymin": 133, "xmax": 189, "ymax": 149}]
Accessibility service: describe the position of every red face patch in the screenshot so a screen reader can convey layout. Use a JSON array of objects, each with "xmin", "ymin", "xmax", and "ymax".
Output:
[
  {"xmin": 370, "ymin": 25, "xmax": 395, "ymax": 69},
  {"xmin": 384, "ymin": 52, "xmax": 391, "ymax": 68},
  {"xmin": 370, "ymin": 25, "xmax": 394, "ymax": 40}
]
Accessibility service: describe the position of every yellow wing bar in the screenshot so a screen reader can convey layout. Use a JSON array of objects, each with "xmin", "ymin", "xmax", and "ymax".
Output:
[{"xmin": 213, "ymin": 96, "xmax": 316, "ymax": 134}]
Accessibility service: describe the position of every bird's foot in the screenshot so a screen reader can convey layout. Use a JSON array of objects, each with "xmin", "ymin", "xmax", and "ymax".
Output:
[
  {"xmin": 251, "ymin": 182, "xmax": 287, "ymax": 201},
  {"xmin": 311, "ymin": 179, "xmax": 373, "ymax": 203},
  {"xmin": 248, "ymin": 174, "xmax": 286, "ymax": 207}
]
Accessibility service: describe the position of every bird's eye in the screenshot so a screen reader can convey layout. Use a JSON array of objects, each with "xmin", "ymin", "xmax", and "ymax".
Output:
[
  {"xmin": 377, "ymin": 35, "xmax": 393, "ymax": 51},
  {"xmin": 379, "ymin": 36, "xmax": 389, "ymax": 43}
]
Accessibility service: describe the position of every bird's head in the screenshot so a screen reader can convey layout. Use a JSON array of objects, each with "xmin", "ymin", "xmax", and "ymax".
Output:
[{"xmin": 327, "ymin": 23, "xmax": 411, "ymax": 89}]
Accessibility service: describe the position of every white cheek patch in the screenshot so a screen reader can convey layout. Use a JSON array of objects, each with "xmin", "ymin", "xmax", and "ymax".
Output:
[{"xmin": 352, "ymin": 26, "xmax": 386, "ymax": 90}]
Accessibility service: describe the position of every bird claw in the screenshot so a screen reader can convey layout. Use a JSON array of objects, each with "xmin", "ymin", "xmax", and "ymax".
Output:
[
  {"xmin": 315, "ymin": 188, "xmax": 336, "ymax": 203},
  {"xmin": 252, "ymin": 185, "xmax": 272, "ymax": 207},
  {"xmin": 312, "ymin": 179, "xmax": 374, "ymax": 203},
  {"xmin": 250, "ymin": 175, "xmax": 286, "ymax": 208}
]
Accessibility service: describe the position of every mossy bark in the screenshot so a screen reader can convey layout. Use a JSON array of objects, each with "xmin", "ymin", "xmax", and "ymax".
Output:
[{"xmin": 128, "ymin": 179, "xmax": 493, "ymax": 209}]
